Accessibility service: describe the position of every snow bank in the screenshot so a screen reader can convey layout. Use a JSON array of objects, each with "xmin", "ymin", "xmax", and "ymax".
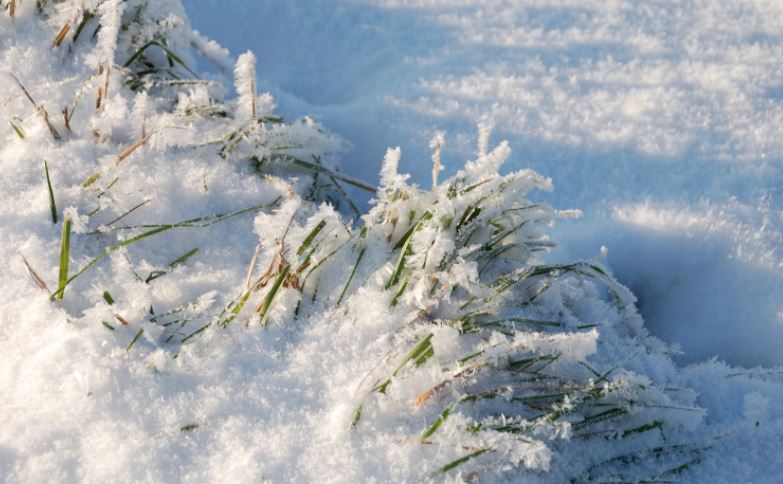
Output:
[{"xmin": 1, "ymin": 1, "xmax": 782, "ymax": 483}]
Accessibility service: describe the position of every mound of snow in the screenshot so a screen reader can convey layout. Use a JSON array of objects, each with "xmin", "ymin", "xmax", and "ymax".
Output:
[{"xmin": 0, "ymin": 1, "xmax": 781, "ymax": 482}]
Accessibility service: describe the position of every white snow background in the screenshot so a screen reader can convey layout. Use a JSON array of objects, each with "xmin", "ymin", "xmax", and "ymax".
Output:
[{"xmin": 1, "ymin": 0, "xmax": 782, "ymax": 482}]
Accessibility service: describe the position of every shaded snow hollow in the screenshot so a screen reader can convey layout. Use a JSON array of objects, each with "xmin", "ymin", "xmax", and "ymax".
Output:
[{"xmin": 0, "ymin": 1, "xmax": 782, "ymax": 483}]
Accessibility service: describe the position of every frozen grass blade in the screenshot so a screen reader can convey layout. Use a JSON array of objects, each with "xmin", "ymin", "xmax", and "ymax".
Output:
[
  {"xmin": 116, "ymin": 133, "xmax": 153, "ymax": 164},
  {"xmin": 10, "ymin": 120, "xmax": 24, "ymax": 139},
  {"xmin": 110, "ymin": 199, "xmax": 280, "ymax": 231},
  {"xmin": 289, "ymin": 157, "xmax": 377, "ymax": 193},
  {"xmin": 98, "ymin": 199, "xmax": 152, "ymax": 230},
  {"xmin": 52, "ymin": 224, "xmax": 169, "ymax": 300},
  {"xmin": 72, "ymin": 10, "xmax": 95, "ymax": 43},
  {"xmin": 311, "ymin": 155, "xmax": 362, "ymax": 218},
  {"xmin": 21, "ymin": 255, "xmax": 50, "ymax": 293},
  {"xmin": 126, "ymin": 327, "xmax": 144, "ymax": 353},
  {"xmin": 124, "ymin": 40, "xmax": 198, "ymax": 78},
  {"xmin": 352, "ymin": 333, "xmax": 434, "ymax": 429},
  {"xmin": 421, "ymin": 402, "xmax": 455, "ymax": 441},
  {"xmin": 51, "ymin": 203, "xmax": 274, "ymax": 300},
  {"xmin": 372, "ymin": 332, "xmax": 434, "ymax": 394},
  {"xmin": 44, "ymin": 160, "xmax": 57, "ymax": 224},
  {"xmin": 336, "ymin": 247, "xmax": 365, "ymax": 306},
  {"xmin": 257, "ymin": 264, "xmax": 290, "ymax": 326},
  {"xmin": 298, "ymin": 234, "xmax": 353, "ymax": 296},
  {"xmin": 8, "ymin": 72, "xmax": 61, "ymax": 141},
  {"xmin": 145, "ymin": 247, "xmax": 198, "ymax": 283},
  {"xmin": 53, "ymin": 23, "xmax": 70, "ymax": 47},
  {"xmin": 55, "ymin": 218, "xmax": 72, "ymax": 300},
  {"xmin": 430, "ymin": 448, "xmax": 491, "ymax": 478},
  {"xmin": 297, "ymin": 219, "xmax": 326, "ymax": 256}
]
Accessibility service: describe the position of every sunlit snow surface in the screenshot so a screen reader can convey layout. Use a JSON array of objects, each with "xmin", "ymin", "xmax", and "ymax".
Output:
[
  {"xmin": 1, "ymin": 1, "xmax": 782, "ymax": 483},
  {"xmin": 183, "ymin": 0, "xmax": 783, "ymax": 367}
]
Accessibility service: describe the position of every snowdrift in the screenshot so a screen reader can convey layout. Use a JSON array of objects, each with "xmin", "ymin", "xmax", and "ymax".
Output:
[{"xmin": 0, "ymin": 1, "xmax": 781, "ymax": 482}]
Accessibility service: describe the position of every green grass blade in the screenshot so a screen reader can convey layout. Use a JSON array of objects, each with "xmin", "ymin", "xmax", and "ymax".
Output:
[
  {"xmin": 336, "ymin": 247, "xmax": 365, "ymax": 306},
  {"xmin": 289, "ymin": 157, "xmax": 377, "ymax": 193},
  {"xmin": 259, "ymin": 264, "xmax": 290, "ymax": 327},
  {"xmin": 52, "ymin": 224, "xmax": 171, "ymax": 300},
  {"xmin": 421, "ymin": 403, "xmax": 455, "ymax": 441},
  {"xmin": 126, "ymin": 327, "xmax": 144, "ymax": 353},
  {"xmin": 111, "ymin": 200, "xmax": 279, "ymax": 231},
  {"xmin": 10, "ymin": 120, "xmax": 24, "ymax": 139},
  {"xmin": 44, "ymin": 160, "xmax": 57, "ymax": 224},
  {"xmin": 311, "ymin": 155, "xmax": 362, "ymax": 218},
  {"xmin": 430, "ymin": 448, "xmax": 491, "ymax": 477},
  {"xmin": 392, "ymin": 211, "xmax": 432, "ymax": 250},
  {"xmin": 350, "ymin": 403, "xmax": 363, "ymax": 430},
  {"xmin": 56, "ymin": 218, "xmax": 72, "ymax": 300},
  {"xmin": 297, "ymin": 219, "xmax": 326, "ymax": 256},
  {"xmin": 372, "ymin": 333, "xmax": 434, "ymax": 394},
  {"xmin": 386, "ymin": 212, "xmax": 433, "ymax": 290},
  {"xmin": 52, "ymin": 203, "xmax": 277, "ymax": 300},
  {"xmin": 145, "ymin": 247, "xmax": 199, "ymax": 283}
]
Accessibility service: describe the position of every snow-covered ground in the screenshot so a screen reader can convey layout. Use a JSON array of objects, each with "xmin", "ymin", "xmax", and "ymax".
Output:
[
  {"xmin": 2, "ymin": 1, "xmax": 782, "ymax": 482},
  {"xmin": 183, "ymin": 0, "xmax": 783, "ymax": 367}
]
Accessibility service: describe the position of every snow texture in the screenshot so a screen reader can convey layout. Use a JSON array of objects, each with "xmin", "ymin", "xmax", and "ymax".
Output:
[{"xmin": 182, "ymin": 0, "xmax": 783, "ymax": 368}]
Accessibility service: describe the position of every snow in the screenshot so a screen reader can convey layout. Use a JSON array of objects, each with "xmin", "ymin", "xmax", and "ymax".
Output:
[
  {"xmin": 182, "ymin": 0, "xmax": 783, "ymax": 368},
  {"xmin": 1, "ymin": 1, "xmax": 782, "ymax": 483}
]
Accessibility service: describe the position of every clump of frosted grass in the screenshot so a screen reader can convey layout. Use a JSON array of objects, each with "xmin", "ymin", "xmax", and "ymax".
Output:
[{"xmin": 217, "ymin": 133, "xmax": 706, "ymax": 480}]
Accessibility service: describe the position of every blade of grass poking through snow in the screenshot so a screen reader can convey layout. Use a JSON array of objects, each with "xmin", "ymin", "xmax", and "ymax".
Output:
[
  {"xmin": 337, "ymin": 247, "xmax": 365, "ymax": 306},
  {"xmin": 298, "ymin": 234, "xmax": 353, "ymax": 297},
  {"xmin": 51, "ymin": 203, "xmax": 276, "ymax": 300},
  {"xmin": 145, "ymin": 247, "xmax": 199, "ymax": 283},
  {"xmin": 44, "ymin": 161, "xmax": 57, "ymax": 224},
  {"xmin": 123, "ymin": 40, "xmax": 198, "ymax": 78},
  {"xmin": 352, "ymin": 333, "xmax": 435, "ymax": 429},
  {"xmin": 110, "ymin": 199, "xmax": 280, "ymax": 230},
  {"xmin": 257, "ymin": 264, "xmax": 290, "ymax": 326},
  {"xmin": 83, "ymin": 134, "xmax": 155, "ymax": 187},
  {"xmin": 10, "ymin": 120, "xmax": 24, "ymax": 139},
  {"xmin": 421, "ymin": 402, "xmax": 456, "ymax": 441},
  {"xmin": 311, "ymin": 155, "xmax": 362, "ymax": 218},
  {"xmin": 297, "ymin": 219, "xmax": 326, "ymax": 256},
  {"xmin": 53, "ymin": 22, "xmax": 70, "ymax": 47},
  {"xmin": 21, "ymin": 255, "xmax": 50, "ymax": 293},
  {"xmin": 56, "ymin": 218, "xmax": 72, "ymax": 300},
  {"xmin": 372, "ymin": 333, "xmax": 434, "ymax": 394},
  {"xmin": 72, "ymin": 10, "xmax": 95, "ymax": 44},
  {"xmin": 126, "ymin": 327, "xmax": 144, "ymax": 353},
  {"xmin": 289, "ymin": 157, "xmax": 377, "ymax": 193},
  {"xmin": 430, "ymin": 448, "xmax": 491, "ymax": 477},
  {"xmin": 386, "ymin": 212, "xmax": 432, "ymax": 290},
  {"xmin": 115, "ymin": 133, "xmax": 154, "ymax": 164},
  {"xmin": 8, "ymin": 72, "xmax": 61, "ymax": 141},
  {"xmin": 98, "ymin": 199, "xmax": 152, "ymax": 230}
]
